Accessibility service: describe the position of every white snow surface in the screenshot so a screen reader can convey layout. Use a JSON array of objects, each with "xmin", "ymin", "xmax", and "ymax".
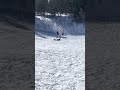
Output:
[
  {"xmin": 35, "ymin": 16, "xmax": 85, "ymax": 90},
  {"xmin": 35, "ymin": 35, "xmax": 85, "ymax": 90}
]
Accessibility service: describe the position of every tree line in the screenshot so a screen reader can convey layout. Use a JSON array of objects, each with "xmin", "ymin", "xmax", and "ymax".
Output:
[{"xmin": 35, "ymin": 0, "xmax": 85, "ymax": 17}]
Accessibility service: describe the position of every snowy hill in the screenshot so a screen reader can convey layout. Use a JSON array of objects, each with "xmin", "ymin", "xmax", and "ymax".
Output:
[
  {"xmin": 35, "ymin": 16, "xmax": 85, "ymax": 37},
  {"xmin": 35, "ymin": 16, "xmax": 85, "ymax": 90},
  {"xmin": 52, "ymin": 16, "xmax": 85, "ymax": 35},
  {"xmin": 35, "ymin": 16, "xmax": 64, "ymax": 37}
]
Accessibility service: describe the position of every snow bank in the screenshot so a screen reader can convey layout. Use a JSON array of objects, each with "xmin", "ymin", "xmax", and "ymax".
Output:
[
  {"xmin": 52, "ymin": 16, "xmax": 85, "ymax": 35},
  {"xmin": 35, "ymin": 16, "xmax": 85, "ymax": 37},
  {"xmin": 35, "ymin": 16, "xmax": 64, "ymax": 37}
]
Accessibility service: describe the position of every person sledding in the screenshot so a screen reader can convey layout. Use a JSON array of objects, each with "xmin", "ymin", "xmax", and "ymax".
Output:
[
  {"xmin": 54, "ymin": 31, "xmax": 61, "ymax": 41},
  {"xmin": 57, "ymin": 31, "xmax": 59, "ymax": 36},
  {"xmin": 56, "ymin": 31, "xmax": 61, "ymax": 41}
]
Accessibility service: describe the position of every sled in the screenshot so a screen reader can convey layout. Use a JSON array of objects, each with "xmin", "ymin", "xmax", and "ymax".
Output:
[{"xmin": 54, "ymin": 38, "xmax": 61, "ymax": 41}]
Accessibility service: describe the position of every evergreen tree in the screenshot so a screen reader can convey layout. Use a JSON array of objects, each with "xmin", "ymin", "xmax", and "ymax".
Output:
[
  {"xmin": 35, "ymin": 0, "xmax": 85, "ymax": 17},
  {"xmin": 35, "ymin": 0, "xmax": 48, "ymax": 14}
]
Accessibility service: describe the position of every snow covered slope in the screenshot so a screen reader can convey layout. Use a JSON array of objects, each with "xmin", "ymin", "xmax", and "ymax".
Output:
[
  {"xmin": 52, "ymin": 16, "xmax": 85, "ymax": 35},
  {"xmin": 35, "ymin": 16, "xmax": 85, "ymax": 90},
  {"xmin": 35, "ymin": 16, "xmax": 85, "ymax": 37},
  {"xmin": 35, "ymin": 16, "xmax": 64, "ymax": 37}
]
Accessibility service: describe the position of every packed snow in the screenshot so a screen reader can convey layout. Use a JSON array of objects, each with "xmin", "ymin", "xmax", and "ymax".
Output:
[{"xmin": 35, "ymin": 16, "xmax": 85, "ymax": 90}]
